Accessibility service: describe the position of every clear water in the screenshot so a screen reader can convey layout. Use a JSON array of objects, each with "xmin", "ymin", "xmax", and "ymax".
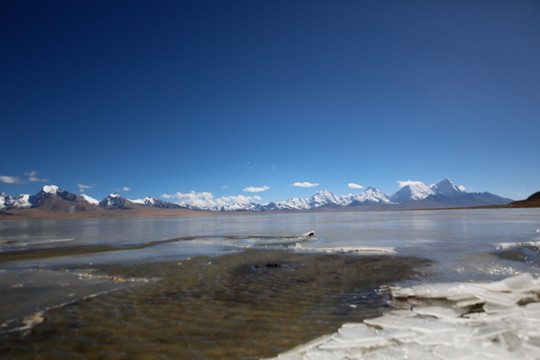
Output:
[{"xmin": 0, "ymin": 209, "xmax": 539, "ymax": 358}]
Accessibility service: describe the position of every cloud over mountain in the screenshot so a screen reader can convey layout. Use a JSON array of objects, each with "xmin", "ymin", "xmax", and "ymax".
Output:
[{"xmin": 161, "ymin": 191, "xmax": 262, "ymax": 210}]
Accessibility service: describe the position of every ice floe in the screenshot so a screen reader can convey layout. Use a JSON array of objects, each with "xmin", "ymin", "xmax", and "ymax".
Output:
[
  {"xmin": 270, "ymin": 274, "xmax": 540, "ymax": 359},
  {"xmin": 294, "ymin": 245, "xmax": 397, "ymax": 255},
  {"xmin": 496, "ymin": 241, "xmax": 540, "ymax": 250},
  {"xmin": 234, "ymin": 231, "xmax": 319, "ymax": 248}
]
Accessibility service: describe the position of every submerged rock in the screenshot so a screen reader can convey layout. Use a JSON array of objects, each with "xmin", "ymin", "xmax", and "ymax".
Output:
[{"xmin": 254, "ymin": 262, "xmax": 282, "ymax": 269}]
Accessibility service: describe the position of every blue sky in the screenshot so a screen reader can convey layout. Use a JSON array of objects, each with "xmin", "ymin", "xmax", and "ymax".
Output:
[{"xmin": 2, "ymin": 0, "xmax": 539, "ymax": 204}]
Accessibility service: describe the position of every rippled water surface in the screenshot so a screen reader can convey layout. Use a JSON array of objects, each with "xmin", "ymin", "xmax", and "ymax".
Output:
[
  {"xmin": 4, "ymin": 251, "xmax": 429, "ymax": 359},
  {"xmin": 1, "ymin": 209, "xmax": 539, "ymax": 359}
]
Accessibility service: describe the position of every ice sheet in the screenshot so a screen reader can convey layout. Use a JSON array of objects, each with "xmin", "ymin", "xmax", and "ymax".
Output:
[{"xmin": 269, "ymin": 274, "xmax": 540, "ymax": 359}]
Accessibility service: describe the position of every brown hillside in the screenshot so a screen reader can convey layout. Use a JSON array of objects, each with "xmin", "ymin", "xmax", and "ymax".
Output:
[{"xmin": 508, "ymin": 191, "xmax": 540, "ymax": 208}]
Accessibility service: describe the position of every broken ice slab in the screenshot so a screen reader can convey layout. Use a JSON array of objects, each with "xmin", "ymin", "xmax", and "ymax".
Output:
[
  {"xmin": 364, "ymin": 314, "xmax": 459, "ymax": 334},
  {"xmin": 411, "ymin": 305, "xmax": 467, "ymax": 320},
  {"xmin": 271, "ymin": 273, "xmax": 540, "ymax": 360}
]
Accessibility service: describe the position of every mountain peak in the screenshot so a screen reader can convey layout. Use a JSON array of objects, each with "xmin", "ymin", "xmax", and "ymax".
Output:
[
  {"xmin": 80, "ymin": 194, "xmax": 99, "ymax": 205},
  {"xmin": 311, "ymin": 189, "xmax": 342, "ymax": 205},
  {"xmin": 431, "ymin": 178, "xmax": 463, "ymax": 197},
  {"xmin": 390, "ymin": 181, "xmax": 434, "ymax": 202},
  {"xmin": 345, "ymin": 186, "xmax": 391, "ymax": 205},
  {"xmin": 99, "ymin": 193, "xmax": 136, "ymax": 209},
  {"xmin": 314, "ymin": 189, "xmax": 333, "ymax": 197}
]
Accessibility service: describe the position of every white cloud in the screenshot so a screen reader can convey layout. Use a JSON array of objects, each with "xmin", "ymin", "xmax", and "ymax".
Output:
[
  {"xmin": 78, "ymin": 184, "xmax": 93, "ymax": 192},
  {"xmin": 122, "ymin": 187, "xmax": 131, "ymax": 192},
  {"xmin": 221, "ymin": 185, "xmax": 228, "ymax": 189},
  {"xmin": 0, "ymin": 175, "xmax": 23, "ymax": 184},
  {"xmin": 161, "ymin": 191, "xmax": 262, "ymax": 209},
  {"xmin": 348, "ymin": 183, "xmax": 364, "ymax": 189},
  {"xmin": 25, "ymin": 171, "xmax": 49, "ymax": 183},
  {"xmin": 397, "ymin": 180, "xmax": 423, "ymax": 188},
  {"xmin": 162, "ymin": 191, "xmax": 215, "ymax": 208},
  {"xmin": 291, "ymin": 181, "xmax": 319, "ymax": 188},
  {"xmin": 458, "ymin": 185, "xmax": 467, "ymax": 191},
  {"xmin": 221, "ymin": 194, "xmax": 261, "ymax": 204},
  {"xmin": 243, "ymin": 185, "xmax": 269, "ymax": 193}
]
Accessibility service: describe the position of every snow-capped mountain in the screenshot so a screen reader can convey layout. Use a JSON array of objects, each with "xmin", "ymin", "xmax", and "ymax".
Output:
[
  {"xmin": 131, "ymin": 196, "xmax": 184, "ymax": 209},
  {"xmin": 0, "ymin": 186, "xmax": 196, "ymax": 215},
  {"xmin": 208, "ymin": 178, "xmax": 511, "ymax": 211},
  {"xmin": 262, "ymin": 190, "xmax": 351, "ymax": 211},
  {"xmin": 99, "ymin": 193, "xmax": 137, "ymax": 210},
  {"xmin": 344, "ymin": 187, "xmax": 391, "ymax": 205},
  {"xmin": 131, "ymin": 196, "xmax": 157, "ymax": 206},
  {"xmin": 0, "ymin": 179, "xmax": 515, "ymax": 215},
  {"xmin": 265, "ymin": 188, "xmax": 390, "ymax": 211},
  {"xmin": 80, "ymin": 194, "xmax": 99, "ymax": 205},
  {"xmin": 30, "ymin": 184, "xmax": 79, "ymax": 206},
  {"xmin": 430, "ymin": 178, "xmax": 464, "ymax": 197},
  {"xmin": 0, "ymin": 185, "xmax": 100, "ymax": 213},
  {"xmin": 390, "ymin": 181, "xmax": 434, "ymax": 203},
  {"xmin": 310, "ymin": 190, "xmax": 346, "ymax": 207}
]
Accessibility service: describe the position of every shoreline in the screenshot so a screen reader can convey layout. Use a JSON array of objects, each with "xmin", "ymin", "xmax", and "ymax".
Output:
[{"xmin": 1, "ymin": 202, "xmax": 539, "ymax": 222}]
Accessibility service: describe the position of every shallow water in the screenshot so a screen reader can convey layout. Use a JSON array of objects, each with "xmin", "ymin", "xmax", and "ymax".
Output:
[
  {"xmin": 0, "ymin": 209, "xmax": 539, "ymax": 358},
  {"xmin": 3, "ymin": 251, "xmax": 430, "ymax": 359}
]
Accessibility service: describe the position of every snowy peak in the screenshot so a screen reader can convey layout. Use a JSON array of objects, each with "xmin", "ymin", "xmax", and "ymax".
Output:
[
  {"xmin": 99, "ymin": 193, "xmax": 136, "ymax": 209},
  {"xmin": 80, "ymin": 194, "xmax": 99, "ymax": 205},
  {"xmin": 31, "ymin": 185, "xmax": 78, "ymax": 206},
  {"xmin": 131, "ymin": 196, "xmax": 154, "ymax": 205},
  {"xmin": 310, "ymin": 189, "xmax": 344, "ymax": 207},
  {"xmin": 430, "ymin": 178, "xmax": 463, "ymax": 197},
  {"xmin": 131, "ymin": 196, "xmax": 183, "ymax": 209},
  {"xmin": 346, "ymin": 187, "xmax": 391, "ymax": 205},
  {"xmin": 390, "ymin": 181, "xmax": 434, "ymax": 203}
]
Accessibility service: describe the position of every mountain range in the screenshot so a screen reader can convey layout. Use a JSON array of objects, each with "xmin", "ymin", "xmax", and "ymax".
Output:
[
  {"xmin": 245, "ymin": 178, "xmax": 512, "ymax": 211},
  {"xmin": 0, "ymin": 179, "xmax": 516, "ymax": 217}
]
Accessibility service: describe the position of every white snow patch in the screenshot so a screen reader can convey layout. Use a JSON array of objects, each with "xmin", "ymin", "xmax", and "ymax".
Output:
[
  {"xmin": 131, "ymin": 196, "xmax": 154, "ymax": 205},
  {"xmin": 80, "ymin": 194, "xmax": 99, "ymax": 205}
]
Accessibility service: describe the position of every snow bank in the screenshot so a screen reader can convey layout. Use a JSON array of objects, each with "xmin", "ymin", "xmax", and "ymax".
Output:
[{"xmin": 270, "ymin": 274, "xmax": 540, "ymax": 359}]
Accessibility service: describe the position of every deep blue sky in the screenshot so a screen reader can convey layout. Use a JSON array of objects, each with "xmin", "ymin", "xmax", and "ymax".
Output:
[{"xmin": 2, "ymin": 0, "xmax": 539, "ymax": 204}]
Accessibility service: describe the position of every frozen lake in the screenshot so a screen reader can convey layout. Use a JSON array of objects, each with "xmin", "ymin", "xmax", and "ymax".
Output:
[{"xmin": 1, "ymin": 208, "xmax": 539, "ymax": 358}]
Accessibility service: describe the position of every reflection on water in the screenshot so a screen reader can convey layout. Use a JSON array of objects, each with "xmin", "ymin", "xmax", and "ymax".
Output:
[{"xmin": 2, "ymin": 250, "xmax": 430, "ymax": 359}]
